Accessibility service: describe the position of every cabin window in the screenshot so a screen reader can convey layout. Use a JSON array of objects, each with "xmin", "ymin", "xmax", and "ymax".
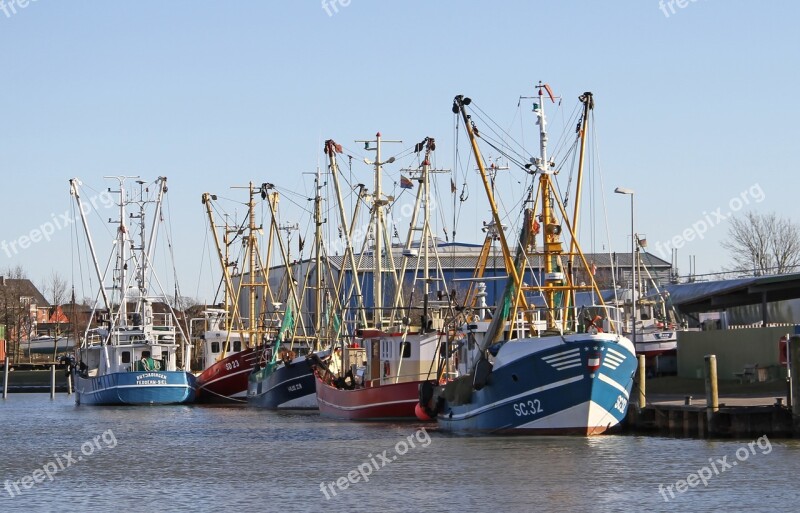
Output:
[
  {"xmin": 211, "ymin": 342, "xmax": 220, "ymax": 353},
  {"xmin": 400, "ymin": 341, "xmax": 411, "ymax": 358},
  {"xmin": 121, "ymin": 351, "xmax": 131, "ymax": 364},
  {"xmin": 233, "ymin": 340, "xmax": 242, "ymax": 352}
]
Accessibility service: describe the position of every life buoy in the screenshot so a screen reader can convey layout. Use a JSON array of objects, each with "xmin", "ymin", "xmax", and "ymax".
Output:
[{"xmin": 383, "ymin": 360, "xmax": 391, "ymax": 378}]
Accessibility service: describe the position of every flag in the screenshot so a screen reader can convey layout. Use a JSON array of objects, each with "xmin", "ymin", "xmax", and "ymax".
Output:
[
  {"xmin": 400, "ymin": 175, "xmax": 414, "ymax": 189},
  {"xmin": 450, "ymin": 178, "xmax": 457, "ymax": 194},
  {"xmin": 277, "ymin": 296, "xmax": 295, "ymax": 343}
]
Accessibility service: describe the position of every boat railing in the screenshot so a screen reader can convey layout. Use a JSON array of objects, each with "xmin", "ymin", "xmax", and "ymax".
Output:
[{"xmin": 151, "ymin": 312, "xmax": 175, "ymax": 328}]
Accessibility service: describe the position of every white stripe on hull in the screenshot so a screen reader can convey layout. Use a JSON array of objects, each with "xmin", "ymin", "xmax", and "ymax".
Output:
[
  {"xmin": 199, "ymin": 366, "xmax": 253, "ymax": 388},
  {"xmin": 257, "ymin": 372, "xmax": 313, "ymax": 395},
  {"xmin": 445, "ymin": 375, "xmax": 584, "ymax": 421},
  {"xmin": 517, "ymin": 400, "xmax": 619, "ymax": 433},
  {"xmin": 598, "ymin": 372, "xmax": 629, "ymax": 399},
  {"xmin": 316, "ymin": 396, "xmax": 418, "ymax": 412},
  {"xmin": 79, "ymin": 383, "xmax": 193, "ymax": 396}
]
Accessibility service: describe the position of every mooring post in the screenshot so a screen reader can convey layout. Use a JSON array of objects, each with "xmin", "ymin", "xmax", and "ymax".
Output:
[
  {"xmin": 50, "ymin": 364, "xmax": 56, "ymax": 399},
  {"xmin": 790, "ymin": 337, "xmax": 800, "ymax": 431},
  {"xmin": 704, "ymin": 354, "xmax": 719, "ymax": 427},
  {"xmin": 67, "ymin": 369, "xmax": 72, "ymax": 395},
  {"xmin": 637, "ymin": 355, "xmax": 646, "ymax": 408},
  {"xmin": 786, "ymin": 333, "xmax": 792, "ymax": 408},
  {"xmin": 2, "ymin": 357, "xmax": 8, "ymax": 399}
]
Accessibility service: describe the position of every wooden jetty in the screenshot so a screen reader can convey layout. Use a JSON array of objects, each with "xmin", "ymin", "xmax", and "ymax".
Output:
[
  {"xmin": 2, "ymin": 358, "xmax": 71, "ymax": 397},
  {"xmin": 623, "ymin": 338, "xmax": 800, "ymax": 438}
]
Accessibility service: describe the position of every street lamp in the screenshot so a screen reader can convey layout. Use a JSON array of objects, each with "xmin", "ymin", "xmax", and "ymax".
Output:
[{"xmin": 615, "ymin": 187, "xmax": 636, "ymax": 345}]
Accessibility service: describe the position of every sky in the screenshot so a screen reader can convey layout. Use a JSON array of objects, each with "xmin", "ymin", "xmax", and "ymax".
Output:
[{"xmin": 1, "ymin": 0, "xmax": 798, "ymax": 304}]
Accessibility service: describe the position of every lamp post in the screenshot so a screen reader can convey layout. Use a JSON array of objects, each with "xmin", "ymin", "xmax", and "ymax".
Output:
[{"xmin": 615, "ymin": 187, "xmax": 636, "ymax": 345}]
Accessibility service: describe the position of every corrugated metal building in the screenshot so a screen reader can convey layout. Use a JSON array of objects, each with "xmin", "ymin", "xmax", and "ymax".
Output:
[{"xmin": 243, "ymin": 242, "xmax": 672, "ymax": 328}]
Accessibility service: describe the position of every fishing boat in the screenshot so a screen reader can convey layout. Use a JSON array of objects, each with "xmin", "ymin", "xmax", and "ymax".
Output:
[
  {"xmin": 616, "ymin": 242, "xmax": 681, "ymax": 376},
  {"xmin": 193, "ymin": 308, "xmax": 259, "ymax": 403},
  {"xmin": 70, "ymin": 177, "xmax": 195, "ymax": 406},
  {"xmin": 418, "ymin": 87, "xmax": 637, "ymax": 434},
  {"xmin": 313, "ymin": 136, "xmax": 453, "ymax": 420},
  {"xmin": 246, "ymin": 298, "xmax": 324, "ymax": 409},
  {"xmin": 194, "ymin": 183, "xmax": 287, "ymax": 404},
  {"xmin": 247, "ymin": 170, "xmax": 331, "ymax": 410}
]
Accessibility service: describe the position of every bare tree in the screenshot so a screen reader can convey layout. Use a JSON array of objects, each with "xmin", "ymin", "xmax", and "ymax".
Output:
[
  {"xmin": 722, "ymin": 211, "xmax": 800, "ymax": 276},
  {"xmin": 4, "ymin": 265, "xmax": 27, "ymax": 280},
  {"xmin": 0, "ymin": 266, "xmax": 29, "ymax": 359},
  {"xmin": 47, "ymin": 271, "xmax": 68, "ymax": 306}
]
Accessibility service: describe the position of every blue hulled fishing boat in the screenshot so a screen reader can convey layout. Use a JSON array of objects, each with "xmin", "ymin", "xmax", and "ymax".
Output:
[
  {"xmin": 70, "ymin": 177, "xmax": 195, "ymax": 406},
  {"xmin": 418, "ymin": 87, "xmax": 636, "ymax": 434}
]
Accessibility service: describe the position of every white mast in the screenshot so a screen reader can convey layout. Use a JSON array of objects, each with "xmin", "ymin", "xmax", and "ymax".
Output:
[
  {"xmin": 355, "ymin": 132, "xmax": 400, "ymax": 329},
  {"xmin": 104, "ymin": 176, "xmax": 138, "ymax": 328},
  {"xmin": 324, "ymin": 140, "xmax": 368, "ymax": 328},
  {"xmin": 69, "ymin": 179, "xmax": 110, "ymax": 311}
]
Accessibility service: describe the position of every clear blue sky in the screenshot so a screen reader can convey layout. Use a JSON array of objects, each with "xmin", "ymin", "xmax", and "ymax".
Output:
[{"xmin": 1, "ymin": 1, "xmax": 797, "ymax": 303}]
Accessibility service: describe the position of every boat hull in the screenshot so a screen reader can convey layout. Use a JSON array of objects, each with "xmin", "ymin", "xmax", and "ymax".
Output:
[
  {"xmin": 247, "ymin": 356, "xmax": 318, "ymax": 409},
  {"xmin": 634, "ymin": 331, "xmax": 677, "ymax": 357},
  {"xmin": 24, "ymin": 338, "xmax": 74, "ymax": 355},
  {"xmin": 316, "ymin": 376, "xmax": 433, "ymax": 421},
  {"xmin": 195, "ymin": 347, "xmax": 259, "ymax": 404},
  {"xmin": 436, "ymin": 335, "xmax": 637, "ymax": 435},
  {"xmin": 74, "ymin": 371, "xmax": 196, "ymax": 406}
]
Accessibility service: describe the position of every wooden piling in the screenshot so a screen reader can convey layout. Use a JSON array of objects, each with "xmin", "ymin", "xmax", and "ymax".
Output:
[
  {"xmin": 2, "ymin": 357, "xmax": 8, "ymax": 399},
  {"xmin": 637, "ymin": 355, "xmax": 646, "ymax": 408},
  {"xmin": 790, "ymin": 336, "xmax": 800, "ymax": 433},
  {"xmin": 704, "ymin": 354, "xmax": 719, "ymax": 427},
  {"xmin": 50, "ymin": 364, "xmax": 56, "ymax": 399}
]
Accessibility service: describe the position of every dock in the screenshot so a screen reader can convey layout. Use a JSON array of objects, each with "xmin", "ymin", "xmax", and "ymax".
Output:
[
  {"xmin": 624, "ymin": 393, "xmax": 793, "ymax": 438},
  {"xmin": 622, "ymin": 346, "xmax": 800, "ymax": 438},
  {"xmin": 2, "ymin": 359, "xmax": 70, "ymax": 396}
]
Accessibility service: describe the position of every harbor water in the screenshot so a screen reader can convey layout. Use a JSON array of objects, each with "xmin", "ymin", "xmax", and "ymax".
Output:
[{"xmin": 1, "ymin": 394, "xmax": 797, "ymax": 512}]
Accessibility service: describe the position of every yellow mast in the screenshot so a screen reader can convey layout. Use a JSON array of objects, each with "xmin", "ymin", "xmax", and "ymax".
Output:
[
  {"xmin": 247, "ymin": 182, "xmax": 257, "ymax": 347},
  {"xmin": 455, "ymin": 84, "xmax": 611, "ymax": 337},
  {"xmin": 566, "ymin": 93, "xmax": 594, "ymax": 320},
  {"xmin": 452, "ymin": 96, "xmax": 522, "ymax": 293}
]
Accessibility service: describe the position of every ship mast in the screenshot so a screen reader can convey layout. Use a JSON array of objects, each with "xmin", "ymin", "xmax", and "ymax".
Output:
[
  {"xmin": 248, "ymin": 183, "xmax": 257, "ymax": 341},
  {"xmin": 455, "ymin": 85, "xmax": 610, "ymax": 337},
  {"xmin": 391, "ymin": 137, "xmax": 450, "ymax": 329},
  {"xmin": 324, "ymin": 140, "xmax": 368, "ymax": 328},
  {"xmin": 532, "ymin": 83, "xmax": 564, "ymax": 331},
  {"xmin": 452, "ymin": 97, "xmax": 522, "ymax": 292},
  {"xmin": 530, "ymin": 85, "xmax": 610, "ymax": 333},
  {"xmin": 566, "ymin": 93, "xmax": 593, "ymax": 321},
  {"xmin": 313, "ymin": 167, "xmax": 323, "ymax": 350},
  {"xmin": 104, "ymin": 176, "xmax": 138, "ymax": 327},
  {"xmin": 69, "ymin": 179, "xmax": 110, "ymax": 311},
  {"xmin": 355, "ymin": 132, "xmax": 401, "ymax": 329}
]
